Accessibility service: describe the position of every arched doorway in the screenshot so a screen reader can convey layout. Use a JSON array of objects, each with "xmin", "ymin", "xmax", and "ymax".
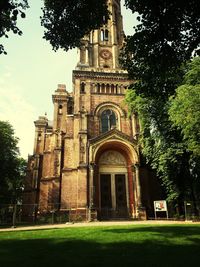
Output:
[
  {"xmin": 89, "ymin": 131, "xmax": 141, "ymax": 220},
  {"xmin": 97, "ymin": 150, "xmax": 129, "ymax": 219}
]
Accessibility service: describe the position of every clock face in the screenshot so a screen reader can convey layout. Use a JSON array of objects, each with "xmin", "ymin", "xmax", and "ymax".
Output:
[{"xmin": 100, "ymin": 49, "xmax": 112, "ymax": 60}]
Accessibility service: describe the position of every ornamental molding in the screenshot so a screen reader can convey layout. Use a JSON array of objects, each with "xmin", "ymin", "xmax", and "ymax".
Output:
[
  {"xmin": 89, "ymin": 128, "xmax": 137, "ymax": 146},
  {"xmin": 93, "ymin": 101, "xmax": 126, "ymax": 117},
  {"xmin": 88, "ymin": 129, "xmax": 139, "ymax": 163},
  {"xmin": 99, "ymin": 150, "xmax": 126, "ymax": 166}
]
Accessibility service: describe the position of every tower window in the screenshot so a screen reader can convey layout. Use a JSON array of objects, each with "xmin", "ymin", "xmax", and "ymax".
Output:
[
  {"xmin": 100, "ymin": 29, "xmax": 109, "ymax": 42},
  {"xmin": 101, "ymin": 30, "xmax": 104, "ymax": 41},
  {"xmin": 105, "ymin": 29, "xmax": 109, "ymax": 41},
  {"xmin": 101, "ymin": 109, "xmax": 117, "ymax": 133},
  {"xmin": 80, "ymin": 82, "xmax": 85, "ymax": 93},
  {"xmin": 58, "ymin": 105, "xmax": 63, "ymax": 115},
  {"xmin": 67, "ymin": 105, "xmax": 73, "ymax": 115},
  {"xmin": 38, "ymin": 133, "xmax": 42, "ymax": 141}
]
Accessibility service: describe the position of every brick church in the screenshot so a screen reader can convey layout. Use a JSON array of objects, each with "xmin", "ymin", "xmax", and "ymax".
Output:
[{"xmin": 24, "ymin": 0, "xmax": 161, "ymax": 220}]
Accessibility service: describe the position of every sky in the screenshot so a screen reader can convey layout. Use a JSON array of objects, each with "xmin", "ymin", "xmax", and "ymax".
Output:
[{"xmin": 0, "ymin": 0, "xmax": 137, "ymax": 159}]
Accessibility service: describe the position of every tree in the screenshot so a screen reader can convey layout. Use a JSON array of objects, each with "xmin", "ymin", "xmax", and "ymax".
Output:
[
  {"xmin": 123, "ymin": 1, "xmax": 200, "ymax": 205},
  {"xmin": 0, "ymin": 121, "xmax": 26, "ymax": 203},
  {"xmin": 41, "ymin": 0, "xmax": 109, "ymax": 52},
  {"xmin": 125, "ymin": 90, "xmax": 191, "ymax": 202},
  {"xmin": 169, "ymin": 57, "xmax": 200, "ymax": 157},
  {"xmin": 0, "ymin": 0, "xmax": 29, "ymax": 54},
  {"xmin": 122, "ymin": 0, "xmax": 200, "ymax": 99}
]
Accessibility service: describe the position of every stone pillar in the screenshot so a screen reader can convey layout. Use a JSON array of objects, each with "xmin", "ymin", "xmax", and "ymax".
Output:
[
  {"xmin": 135, "ymin": 163, "xmax": 142, "ymax": 207},
  {"xmin": 134, "ymin": 163, "xmax": 147, "ymax": 220},
  {"xmin": 88, "ymin": 163, "xmax": 96, "ymax": 221},
  {"xmin": 77, "ymin": 48, "xmax": 81, "ymax": 64},
  {"xmin": 131, "ymin": 164, "xmax": 137, "ymax": 218},
  {"xmin": 89, "ymin": 163, "xmax": 94, "ymax": 209},
  {"xmin": 117, "ymin": 85, "xmax": 119, "ymax": 94},
  {"xmin": 85, "ymin": 47, "xmax": 89, "ymax": 65}
]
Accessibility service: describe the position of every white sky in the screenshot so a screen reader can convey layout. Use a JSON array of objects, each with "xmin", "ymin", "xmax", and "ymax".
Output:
[{"xmin": 0, "ymin": 0, "xmax": 137, "ymax": 158}]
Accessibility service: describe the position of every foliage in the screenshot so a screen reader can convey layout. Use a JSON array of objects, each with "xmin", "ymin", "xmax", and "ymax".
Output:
[
  {"xmin": 123, "ymin": 1, "xmax": 200, "ymax": 205},
  {"xmin": 183, "ymin": 57, "xmax": 200, "ymax": 85},
  {"xmin": 167, "ymin": 58, "xmax": 200, "ymax": 203},
  {"xmin": 0, "ymin": 121, "xmax": 26, "ymax": 203},
  {"xmin": 169, "ymin": 85, "xmax": 200, "ymax": 155},
  {"xmin": 0, "ymin": 0, "xmax": 29, "ymax": 54},
  {"xmin": 126, "ymin": 91, "xmax": 193, "ymax": 201},
  {"xmin": 126, "ymin": 60, "xmax": 200, "ymax": 202},
  {"xmin": 122, "ymin": 0, "xmax": 200, "ymax": 99},
  {"xmin": 169, "ymin": 58, "xmax": 200, "ymax": 157},
  {"xmin": 41, "ymin": 0, "xmax": 109, "ymax": 52}
]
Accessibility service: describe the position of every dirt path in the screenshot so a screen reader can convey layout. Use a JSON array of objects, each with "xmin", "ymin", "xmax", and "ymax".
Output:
[{"xmin": 0, "ymin": 220, "xmax": 199, "ymax": 232}]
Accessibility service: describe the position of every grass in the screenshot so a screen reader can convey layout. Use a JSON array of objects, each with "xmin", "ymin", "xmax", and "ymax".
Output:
[{"xmin": 0, "ymin": 224, "xmax": 200, "ymax": 267}]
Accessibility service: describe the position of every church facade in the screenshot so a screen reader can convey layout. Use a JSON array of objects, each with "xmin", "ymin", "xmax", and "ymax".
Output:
[{"xmin": 24, "ymin": 0, "xmax": 160, "ymax": 220}]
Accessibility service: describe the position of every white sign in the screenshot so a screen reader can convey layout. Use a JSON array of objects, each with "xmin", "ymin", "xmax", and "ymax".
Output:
[{"xmin": 154, "ymin": 200, "xmax": 167, "ymax": 212}]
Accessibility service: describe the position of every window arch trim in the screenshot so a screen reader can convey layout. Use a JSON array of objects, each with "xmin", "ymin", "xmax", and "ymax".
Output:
[{"xmin": 94, "ymin": 103, "xmax": 126, "ymax": 133}]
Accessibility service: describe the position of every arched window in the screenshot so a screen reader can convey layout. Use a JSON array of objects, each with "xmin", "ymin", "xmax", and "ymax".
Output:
[
  {"xmin": 111, "ymin": 84, "xmax": 115, "ymax": 94},
  {"xmin": 101, "ymin": 30, "xmax": 104, "ymax": 41},
  {"xmin": 111, "ymin": 85, "xmax": 115, "ymax": 94},
  {"xmin": 38, "ymin": 133, "xmax": 42, "ymax": 141},
  {"xmin": 58, "ymin": 105, "xmax": 63, "ymax": 115},
  {"xmin": 101, "ymin": 29, "xmax": 109, "ymax": 41},
  {"xmin": 80, "ymin": 82, "xmax": 85, "ymax": 93},
  {"xmin": 106, "ymin": 84, "xmax": 110, "ymax": 94},
  {"xmin": 101, "ymin": 84, "xmax": 105, "ymax": 93},
  {"xmin": 67, "ymin": 105, "xmax": 73, "ymax": 115},
  {"xmin": 105, "ymin": 29, "xmax": 109, "ymax": 41},
  {"xmin": 97, "ymin": 83, "xmax": 101, "ymax": 93},
  {"xmin": 101, "ymin": 109, "xmax": 117, "ymax": 133}
]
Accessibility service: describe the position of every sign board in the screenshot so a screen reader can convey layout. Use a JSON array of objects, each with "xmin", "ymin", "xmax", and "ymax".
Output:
[
  {"xmin": 154, "ymin": 200, "xmax": 168, "ymax": 219},
  {"xmin": 154, "ymin": 200, "xmax": 167, "ymax": 212}
]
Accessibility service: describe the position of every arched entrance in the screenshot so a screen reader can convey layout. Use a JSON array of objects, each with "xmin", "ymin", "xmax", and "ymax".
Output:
[
  {"xmin": 98, "ymin": 150, "xmax": 129, "ymax": 219},
  {"xmin": 88, "ymin": 130, "xmax": 141, "ymax": 220}
]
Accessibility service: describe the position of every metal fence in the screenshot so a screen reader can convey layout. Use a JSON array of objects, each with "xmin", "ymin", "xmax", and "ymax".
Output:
[
  {"xmin": 0, "ymin": 204, "xmax": 90, "ymax": 228},
  {"xmin": 0, "ymin": 201, "xmax": 200, "ymax": 228}
]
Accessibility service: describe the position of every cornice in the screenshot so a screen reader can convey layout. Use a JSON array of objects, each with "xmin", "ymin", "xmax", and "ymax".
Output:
[
  {"xmin": 73, "ymin": 70, "xmax": 130, "ymax": 82},
  {"xmin": 40, "ymin": 176, "xmax": 60, "ymax": 182},
  {"xmin": 52, "ymin": 95, "xmax": 68, "ymax": 102},
  {"xmin": 62, "ymin": 168, "xmax": 78, "ymax": 172}
]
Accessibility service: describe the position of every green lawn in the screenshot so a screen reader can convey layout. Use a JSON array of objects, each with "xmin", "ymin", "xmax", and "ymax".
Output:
[{"xmin": 0, "ymin": 224, "xmax": 200, "ymax": 267}]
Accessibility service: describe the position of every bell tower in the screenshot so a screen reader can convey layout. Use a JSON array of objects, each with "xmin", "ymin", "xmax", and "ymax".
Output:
[{"xmin": 77, "ymin": 0, "xmax": 124, "ymax": 70}]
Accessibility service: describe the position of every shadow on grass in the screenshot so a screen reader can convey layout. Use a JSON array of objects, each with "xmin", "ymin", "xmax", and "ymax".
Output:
[
  {"xmin": 0, "ymin": 226, "xmax": 200, "ymax": 267},
  {"xmin": 103, "ymin": 225, "xmax": 200, "ymax": 236}
]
